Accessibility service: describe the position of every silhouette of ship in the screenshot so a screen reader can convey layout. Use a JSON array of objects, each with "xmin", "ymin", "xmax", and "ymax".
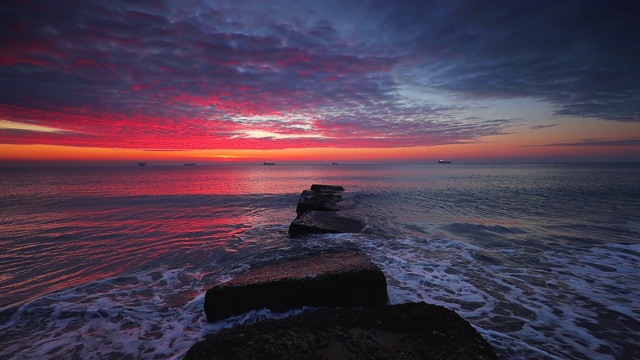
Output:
[
  {"xmin": 184, "ymin": 163, "xmax": 196, "ymax": 166},
  {"xmin": 138, "ymin": 161, "xmax": 146, "ymax": 166},
  {"xmin": 438, "ymin": 160, "xmax": 452, "ymax": 164},
  {"xmin": 263, "ymin": 161, "xmax": 275, "ymax": 165}
]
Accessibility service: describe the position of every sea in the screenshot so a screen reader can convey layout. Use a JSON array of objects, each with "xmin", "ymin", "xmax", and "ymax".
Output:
[{"xmin": 1, "ymin": 163, "xmax": 639, "ymax": 359}]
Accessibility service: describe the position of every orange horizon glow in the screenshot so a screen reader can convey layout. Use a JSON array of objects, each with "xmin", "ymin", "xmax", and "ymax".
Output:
[
  {"xmin": 2, "ymin": 138, "xmax": 639, "ymax": 166},
  {"xmin": 3, "ymin": 2, "xmax": 640, "ymax": 166},
  {"xmin": 3, "ymin": 108, "xmax": 640, "ymax": 165}
]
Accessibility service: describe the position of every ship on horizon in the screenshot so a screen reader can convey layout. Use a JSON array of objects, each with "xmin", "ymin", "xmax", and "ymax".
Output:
[
  {"xmin": 438, "ymin": 160, "xmax": 452, "ymax": 164},
  {"xmin": 263, "ymin": 161, "xmax": 276, "ymax": 165},
  {"xmin": 138, "ymin": 161, "xmax": 146, "ymax": 166},
  {"xmin": 184, "ymin": 163, "xmax": 196, "ymax": 166}
]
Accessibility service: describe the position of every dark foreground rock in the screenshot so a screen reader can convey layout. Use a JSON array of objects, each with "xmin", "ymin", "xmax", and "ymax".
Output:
[
  {"xmin": 289, "ymin": 184, "xmax": 365, "ymax": 235},
  {"xmin": 204, "ymin": 251, "xmax": 388, "ymax": 322},
  {"xmin": 185, "ymin": 302, "xmax": 498, "ymax": 360}
]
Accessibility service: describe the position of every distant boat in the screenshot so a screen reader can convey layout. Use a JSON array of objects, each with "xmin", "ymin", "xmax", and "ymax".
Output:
[
  {"xmin": 332, "ymin": 162, "xmax": 339, "ymax": 165},
  {"xmin": 184, "ymin": 163, "xmax": 196, "ymax": 166},
  {"xmin": 138, "ymin": 161, "xmax": 146, "ymax": 166},
  {"xmin": 263, "ymin": 161, "xmax": 276, "ymax": 165},
  {"xmin": 438, "ymin": 160, "xmax": 452, "ymax": 164}
]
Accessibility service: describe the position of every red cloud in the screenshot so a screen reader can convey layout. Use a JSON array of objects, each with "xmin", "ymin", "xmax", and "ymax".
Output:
[{"xmin": 0, "ymin": 1, "xmax": 515, "ymax": 154}]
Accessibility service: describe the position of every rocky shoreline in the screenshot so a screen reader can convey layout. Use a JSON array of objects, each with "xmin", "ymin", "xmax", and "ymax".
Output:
[
  {"xmin": 187, "ymin": 185, "xmax": 497, "ymax": 359},
  {"xmin": 204, "ymin": 250, "xmax": 388, "ymax": 322},
  {"xmin": 289, "ymin": 184, "xmax": 365, "ymax": 235},
  {"xmin": 185, "ymin": 303, "xmax": 497, "ymax": 360}
]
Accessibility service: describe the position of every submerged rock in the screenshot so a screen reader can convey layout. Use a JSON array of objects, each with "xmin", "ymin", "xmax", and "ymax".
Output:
[
  {"xmin": 185, "ymin": 302, "xmax": 498, "ymax": 360},
  {"xmin": 289, "ymin": 184, "xmax": 364, "ymax": 235},
  {"xmin": 204, "ymin": 250, "xmax": 388, "ymax": 322},
  {"xmin": 288, "ymin": 210, "xmax": 366, "ymax": 235}
]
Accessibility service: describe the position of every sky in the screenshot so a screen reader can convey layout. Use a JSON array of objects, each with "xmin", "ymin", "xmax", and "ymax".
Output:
[{"xmin": 1, "ymin": 0, "xmax": 639, "ymax": 165}]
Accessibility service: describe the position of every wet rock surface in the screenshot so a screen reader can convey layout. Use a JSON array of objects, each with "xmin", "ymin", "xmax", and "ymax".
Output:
[
  {"xmin": 288, "ymin": 210, "xmax": 366, "ymax": 235},
  {"xmin": 204, "ymin": 250, "xmax": 388, "ymax": 322},
  {"xmin": 289, "ymin": 184, "xmax": 364, "ymax": 235},
  {"xmin": 191, "ymin": 185, "xmax": 497, "ymax": 359},
  {"xmin": 185, "ymin": 302, "xmax": 498, "ymax": 360}
]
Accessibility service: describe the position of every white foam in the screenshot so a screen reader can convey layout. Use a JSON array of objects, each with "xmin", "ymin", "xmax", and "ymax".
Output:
[
  {"xmin": 2, "ymin": 234, "xmax": 638, "ymax": 359},
  {"xmin": 345, "ymin": 234, "xmax": 639, "ymax": 359},
  {"xmin": 477, "ymin": 328, "xmax": 564, "ymax": 360},
  {"xmin": 0, "ymin": 262, "xmax": 321, "ymax": 360},
  {"xmin": 0, "ymin": 266, "xmax": 211, "ymax": 359}
]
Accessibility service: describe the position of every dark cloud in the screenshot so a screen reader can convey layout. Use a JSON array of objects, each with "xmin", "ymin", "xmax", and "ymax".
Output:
[
  {"xmin": 371, "ymin": 0, "xmax": 640, "ymax": 121},
  {"xmin": 530, "ymin": 124, "xmax": 559, "ymax": 130},
  {"xmin": 522, "ymin": 138, "xmax": 640, "ymax": 147},
  {"xmin": 0, "ymin": 0, "xmax": 637, "ymax": 151}
]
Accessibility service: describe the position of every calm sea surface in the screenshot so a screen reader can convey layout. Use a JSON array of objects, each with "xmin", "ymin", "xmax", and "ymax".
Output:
[{"xmin": 1, "ymin": 164, "xmax": 639, "ymax": 359}]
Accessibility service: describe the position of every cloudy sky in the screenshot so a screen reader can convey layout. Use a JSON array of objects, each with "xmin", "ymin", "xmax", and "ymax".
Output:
[{"xmin": 1, "ymin": 0, "xmax": 639, "ymax": 163}]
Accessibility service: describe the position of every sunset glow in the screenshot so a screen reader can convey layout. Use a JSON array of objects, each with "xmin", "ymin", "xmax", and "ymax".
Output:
[{"xmin": 1, "ymin": 1, "xmax": 639, "ymax": 165}]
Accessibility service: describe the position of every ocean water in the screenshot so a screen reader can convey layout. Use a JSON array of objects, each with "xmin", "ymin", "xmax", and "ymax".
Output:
[{"xmin": 1, "ymin": 163, "xmax": 639, "ymax": 359}]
